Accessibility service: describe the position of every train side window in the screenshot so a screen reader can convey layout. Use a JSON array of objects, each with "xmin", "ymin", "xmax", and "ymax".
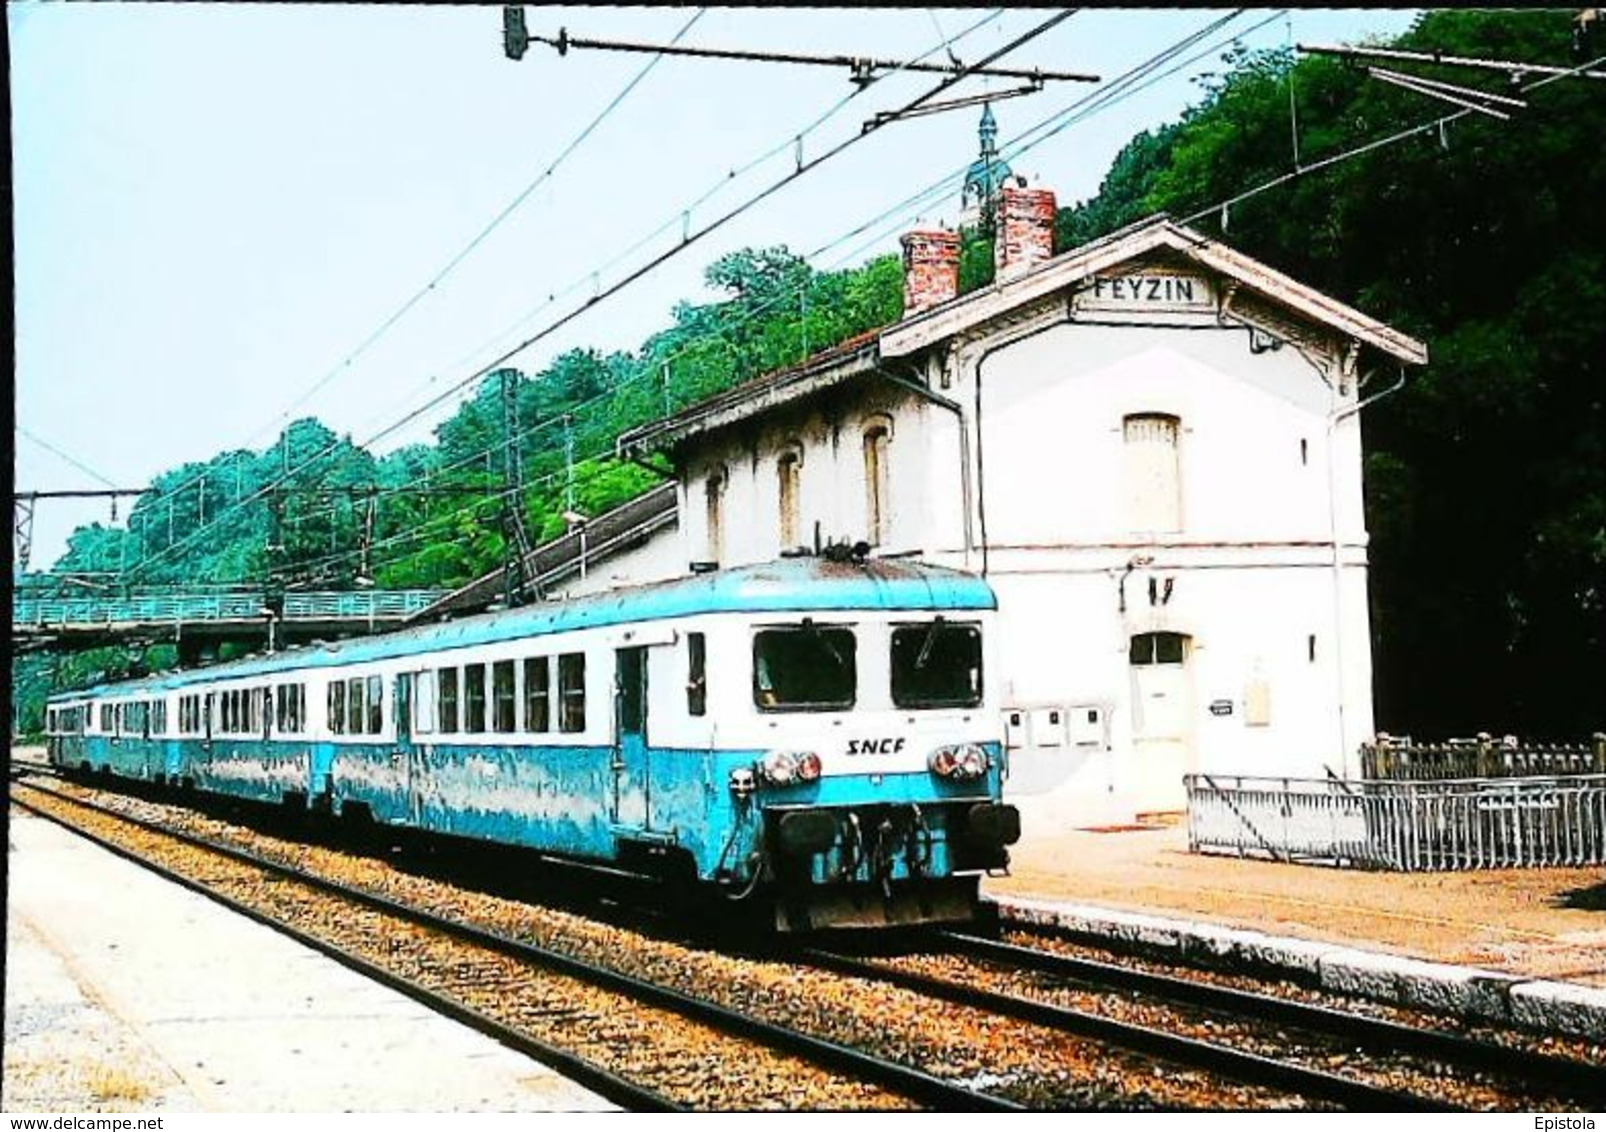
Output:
[
  {"xmin": 366, "ymin": 675, "xmax": 383, "ymax": 734},
  {"xmin": 464, "ymin": 663, "xmax": 487, "ymax": 734},
  {"xmin": 438, "ymin": 667, "xmax": 460, "ymax": 733},
  {"xmin": 558, "ymin": 653, "xmax": 586, "ymax": 733},
  {"xmin": 492, "ymin": 660, "xmax": 516, "ymax": 734},
  {"xmin": 753, "ymin": 625, "xmax": 857, "ymax": 711},
  {"xmin": 687, "ymin": 632, "xmax": 707, "ymax": 717},
  {"xmin": 347, "ymin": 678, "xmax": 366, "ymax": 737},
  {"xmin": 414, "ymin": 671, "xmax": 437, "ymax": 734},
  {"xmin": 328, "ymin": 682, "xmax": 346, "ymax": 735},
  {"xmin": 523, "ymin": 657, "xmax": 550, "ymax": 733},
  {"xmin": 296, "ymin": 686, "xmax": 306, "ymax": 733}
]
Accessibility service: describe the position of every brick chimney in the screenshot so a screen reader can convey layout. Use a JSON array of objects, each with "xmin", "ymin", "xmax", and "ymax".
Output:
[
  {"xmin": 994, "ymin": 184, "xmax": 1057, "ymax": 280},
  {"xmin": 900, "ymin": 228, "xmax": 961, "ymax": 315}
]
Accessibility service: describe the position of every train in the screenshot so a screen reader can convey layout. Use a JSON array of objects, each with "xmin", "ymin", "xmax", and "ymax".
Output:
[{"xmin": 44, "ymin": 555, "xmax": 1020, "ymax": 931}]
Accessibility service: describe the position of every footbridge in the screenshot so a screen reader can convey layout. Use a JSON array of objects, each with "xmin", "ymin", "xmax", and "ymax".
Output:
[{"xmin": 12, "ymin": 588, "xmax": 450, "ymax": 660}]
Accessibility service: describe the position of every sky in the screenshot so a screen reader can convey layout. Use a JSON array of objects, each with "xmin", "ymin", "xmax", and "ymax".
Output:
[{"xmin": 11, "ymin": 5, "xmax": 1423, "ymax": 574}]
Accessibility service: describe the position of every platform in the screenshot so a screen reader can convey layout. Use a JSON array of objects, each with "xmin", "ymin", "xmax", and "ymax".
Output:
[
  {"xmin": 985, "ymin": 820, "xmax": 1606, "ymax": 1037},
  {"xmin": 3, "ymin": 808, "xmax": 616, "ymax": 1113}
]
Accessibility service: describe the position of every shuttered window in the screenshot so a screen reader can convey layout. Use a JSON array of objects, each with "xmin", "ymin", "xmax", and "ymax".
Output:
[
  {"xmin": 1123, "ymin": 413, "xmax": 1181, "ymax": 533},
  {"xmin": 778, "ymin": 448, "xmax": 802, "ymax": 548},
  {"xmin": 864, "ymin": 424, "xmax": 891, "ymax": 546},
  {"xmin": 704, "ymin": 467, "xmax": 726, "ymax": 563}
]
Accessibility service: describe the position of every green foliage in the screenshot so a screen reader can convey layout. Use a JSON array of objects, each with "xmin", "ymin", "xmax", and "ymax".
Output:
[
  {"xmin": 22, "ymin": 234, "xmax": 905, "ymax": 724},
  {"xmin": 32, "ymin": 9, "xmax": 1598, "ymax": 742}
]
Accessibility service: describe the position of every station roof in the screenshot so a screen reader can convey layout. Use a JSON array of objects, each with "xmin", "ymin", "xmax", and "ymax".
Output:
[{"xmin": 619, "ymin": 214, "xmax": 1429, "ymax": 458}]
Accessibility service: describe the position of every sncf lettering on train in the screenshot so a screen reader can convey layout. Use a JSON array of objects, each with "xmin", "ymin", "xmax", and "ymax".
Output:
[{"xmin": 846, "ymin": 737, "xmax": 906, "ymax": 755}]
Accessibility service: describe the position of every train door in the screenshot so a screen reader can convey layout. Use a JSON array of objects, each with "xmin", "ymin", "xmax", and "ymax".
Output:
[
  {"xmin": 395, "ymin": 673, "xmax": 424, "ymax": 825},
  {"xmin": 612, "ymin": 647, "xmax": 650, "ymax": 828}
]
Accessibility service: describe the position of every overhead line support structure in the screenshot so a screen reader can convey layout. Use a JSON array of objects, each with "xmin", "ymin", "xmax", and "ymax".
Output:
[
  {"xmin": 517, "ymin": 24, "xmax": 1100, "ymax": 86},
  {"xmin": 1297, "ymin": 41, "xmax": 1606, "ymax": 81}
]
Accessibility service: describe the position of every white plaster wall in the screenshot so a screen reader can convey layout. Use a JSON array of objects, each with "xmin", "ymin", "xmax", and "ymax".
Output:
[
  {"xmin": 946, "ymin": 318, "xmax": 1375, "ymax": 825},
  {"xmin": 555, "ymin": 519, "xmax": 685, "ymax": 601},
  {"xmin": 681, "ymin": 385, "xmax": 931, "ymax": 567},
  {"xmin": 965, "ymin": 324, "xmax": 1353, "ymax": 548},
  {"xmin": 575, "ymin": 303, "xmax": 1383, "ymax": 828}
]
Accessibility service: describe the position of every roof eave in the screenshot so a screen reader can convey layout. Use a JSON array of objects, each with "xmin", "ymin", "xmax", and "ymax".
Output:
[
  {"xmin": 619, "ymin": 344, "xmax": 881, "ymax": 456},
  {"xmin": 881, "ymin": 219, "xmax": 1428, "ymax": 367}
]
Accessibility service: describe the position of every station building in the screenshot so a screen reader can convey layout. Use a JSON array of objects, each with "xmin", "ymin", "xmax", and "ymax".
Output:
[{"xmin": 431, "ymin": 165, "xmax": 1428, "ymax": 829}]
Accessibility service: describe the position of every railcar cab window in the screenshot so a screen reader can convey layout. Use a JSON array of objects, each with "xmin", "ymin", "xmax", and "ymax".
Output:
[
  {"xmin": 891, "ymin": 620, "xmax": 983, "ymax": 709},
  {"xmin": 753, "ymin": 623, "xmax": 856, "ymax": 711}
]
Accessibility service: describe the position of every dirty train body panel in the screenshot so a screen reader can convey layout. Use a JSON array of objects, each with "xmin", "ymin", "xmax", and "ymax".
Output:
[{"xmin": 45, "ymin": 558, "xmax": 1020, "ymax": 930}]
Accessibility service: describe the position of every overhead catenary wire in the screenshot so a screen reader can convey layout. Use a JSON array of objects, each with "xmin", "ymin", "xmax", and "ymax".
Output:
[
  {"xmin": 261, "ymin": 13, "xmax": 1293, "ymax": 585},
  {"xmin": 115, "ymin": 9, "xmax": 1008, "ymax": 581},
  {"xmin": 276, "ymin": 14, "xmax": 1598, "ymax": 590},
  {"xmin": 131, "ymin": 9, "xmax": 1266, "ymax": 588},
  {"xmin": 18, "ymin": 426, "xmax": 123, "ymax": 490},
  {"xmin": 144, "ymin": 6, "xmax": 1471, "ymax": 590},
  {"xmin": 119, "ymin": 10, "xmax": 1075, "ymax": 584},
  {"xmin": 388, "ymin": 9, "xmax": 1007, "ymax": 416},
  {"xmin": 134, "ymin": 9, "xmax": 709, "ymax": 532},
  {"xmin": 1177, "ymin": 50, "xmax": 1606, "ymax": 233},
  {"xmin": 356, "ymin": 10, "xmax": 1079, "ymax": 453}
]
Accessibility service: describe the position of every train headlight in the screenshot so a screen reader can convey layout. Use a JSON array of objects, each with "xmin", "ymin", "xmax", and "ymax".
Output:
[
  {"xmin": 929, "ymin": 743, "xmax": 990, "ymax": 781},
  {"xmin": 757, "ymin": 751, "xmax": 821, "ymax": 786}
]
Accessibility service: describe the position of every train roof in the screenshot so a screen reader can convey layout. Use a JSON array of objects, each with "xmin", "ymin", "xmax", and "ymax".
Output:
[{"xmin": 48, "ymin": 557, "xmax": 995, "ymax": 702}]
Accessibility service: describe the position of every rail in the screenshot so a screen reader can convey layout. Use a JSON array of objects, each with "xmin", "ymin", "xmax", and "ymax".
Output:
[{"xmin": 1186, "ymin": 773, "xmax": 1606, "ymax": 870}]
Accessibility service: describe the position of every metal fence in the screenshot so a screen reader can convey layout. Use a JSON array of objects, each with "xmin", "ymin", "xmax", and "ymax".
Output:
[
  {"xmin": 13, "ymin": 593, "xmax": 271, "ymax": 626},
  {"xmin": 1362, "ymin": 733, "xmax": 1606, "ymax": 780},
  {"xmin": 15, "ymin": 589, "xmax": 448, "ymax": 627},
  {"xmin": 1186, "ymin": 773, "xmax": 1606, "ymax": 870},
  {"xmin": 280, "ymin": 590, "xmax": 446, "ymax": 620}
]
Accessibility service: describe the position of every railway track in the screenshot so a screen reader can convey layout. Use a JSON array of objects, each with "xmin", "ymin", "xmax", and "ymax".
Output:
[
  {"xmin": 11, "ymin": 781, "xmax": 1011, "ymax": 1111},
  {"xmin": 13, "ymin": 767, "xmax": 1602, "ymax": 1111},
  {"xmin": 939, "ymin": 930, "xmax": 1606, "ymax": 1104},
  {"xmin": 794, "ymin": 933, "xmax": 1606, "ymax": 1112}
]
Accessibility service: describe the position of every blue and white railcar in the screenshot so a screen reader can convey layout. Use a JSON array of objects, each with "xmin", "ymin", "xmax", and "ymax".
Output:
[{"xmin": 46, "ymin": 557, "xmax": 1019, "ymax": 929}]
